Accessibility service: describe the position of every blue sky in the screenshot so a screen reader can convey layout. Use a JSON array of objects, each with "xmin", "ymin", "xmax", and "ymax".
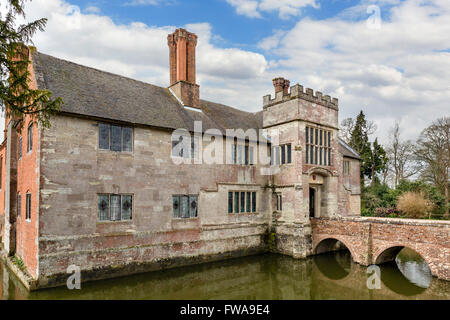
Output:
[
  {"xmin": 68, "ymin": 0, "xmax": 370, "ymax": 53},
  {"xmin": 2, "ymin": 0, "xmax": 448, "ymax": 147}
]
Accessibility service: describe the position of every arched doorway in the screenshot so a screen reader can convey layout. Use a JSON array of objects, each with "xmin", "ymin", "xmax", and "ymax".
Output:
[{"xmin": 307, "ymin": 168, "xmax": 333, "ymax": 218}]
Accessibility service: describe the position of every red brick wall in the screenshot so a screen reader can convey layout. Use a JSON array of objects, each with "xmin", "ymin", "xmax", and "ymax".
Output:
[
  {"xmin": 15, "ymin": 115, "xmax": 39, "ymax": 278},
  {"xmin": 311, "ymin": 217, "xmax": 450, "ymax": 281},
  {"xmin": 9, "ymin": 49, "xmax": 40, "ymax": 278},
  {"xmin": 0, "ymin": 142, "xmax": 6, "ymax": 244}
]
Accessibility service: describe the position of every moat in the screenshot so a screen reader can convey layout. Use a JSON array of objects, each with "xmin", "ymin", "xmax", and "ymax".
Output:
[{"xmin": 1, "ymin": 249, "xmax": 449, "ymax": 300}]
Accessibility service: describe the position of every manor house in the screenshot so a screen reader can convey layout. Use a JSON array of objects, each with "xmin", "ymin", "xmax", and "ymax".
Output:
[{"xmin": 0, "ymin": 28, "xmax": 360, "ymax": 290}]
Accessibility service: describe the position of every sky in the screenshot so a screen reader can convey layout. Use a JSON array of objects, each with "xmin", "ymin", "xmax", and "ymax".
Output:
[{"xmin": 2, "ymin": 0, "xmax": 450, "ymax": 144}]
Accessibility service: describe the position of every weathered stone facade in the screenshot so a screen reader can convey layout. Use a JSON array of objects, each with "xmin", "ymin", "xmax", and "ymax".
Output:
[{"xmin": 0, "ymin": 29, "xmax": 374, "ymax": 290}]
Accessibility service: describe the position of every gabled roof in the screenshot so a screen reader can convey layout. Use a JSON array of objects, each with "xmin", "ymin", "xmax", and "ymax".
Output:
[
  {"xmin": 31, "ymin": 51, "xmax": 262, "ymax": 133},
  {"xmin": 338, "ymin": 138, "xmax": 361, "ymax": 160},
  {"xmin": 32, "ymin": 51, "xmax": 357, "ymax": 160}
]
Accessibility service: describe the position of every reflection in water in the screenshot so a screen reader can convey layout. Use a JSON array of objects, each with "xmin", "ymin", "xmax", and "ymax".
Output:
[
  {"xmin": 395, "ymin": 248, "xmax": 432, "ymax": 288},
  {"xmin": 0, "ymin": 252, "xmax": 448, "ymax": 300},
  {"xmin": 313, "ymin": 250, "xmax": 351, "ymax": 280},
  {"xmin": 378, "ymin": 248, "xmax": 432, "ymax": 296}
]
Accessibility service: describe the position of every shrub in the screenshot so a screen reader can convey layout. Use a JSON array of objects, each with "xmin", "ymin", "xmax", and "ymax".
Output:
[
  {"xmin": 396, "ymin": 191, "xmax": 434, "ymax": 219},
  {"xmin": 374, "ymin": 207, "xmax": 398, "ymax": 217}
]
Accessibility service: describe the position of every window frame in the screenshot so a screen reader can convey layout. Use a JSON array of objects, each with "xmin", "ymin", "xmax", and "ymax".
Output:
[
  {"xmin": 98, "ymin": 122, "xmax": 134, "ymax": 153},
  {"xmin": 97, "ymin": 194, "xmax": 133, "ymax": 222},
  {"xmin": 26, "ymin": 123, "xmax": 33, "ymax": 153},
  {"xmin": 228, "ymin": 191, "xmax": 257, "ymax": 214},
  {"xmin": 343, "ymin": 160, "xmax": 351, "ymax": 176},
  {"xmin": 25, "ymin": 193, "xmax": 31, "ymax": 221},
  {"xmin": 271, "ymin": 144, "xmax": 292, "ymax": 165},
  {"xmin": 305, "ymin": 126, "xmax": 332, "ymax": 166},
  {"xmin": 276, "ymin": 193, "xmax": 283, "ymax": 212},
  {"xmin": 18, "ymin": 137, "xmax": 23, "ymax": 159},
  {"xmin": 231, "ymin": 139, "xmax": 254, "ymax": 166},
  {"xmin": 172, "ymin": 194, "xmax": 198, "ymax": 219}
]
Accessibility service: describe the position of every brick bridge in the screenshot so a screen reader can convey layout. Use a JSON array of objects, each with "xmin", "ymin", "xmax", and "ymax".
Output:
[{"xmin": 311, "ymin": 217, "xmax": 450, "ymax": 281}]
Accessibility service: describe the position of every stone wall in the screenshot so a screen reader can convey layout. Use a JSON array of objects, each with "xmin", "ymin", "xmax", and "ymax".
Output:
[{"xmin": 36, "ymin": 114, "xmax": 272, "ymax": 287}]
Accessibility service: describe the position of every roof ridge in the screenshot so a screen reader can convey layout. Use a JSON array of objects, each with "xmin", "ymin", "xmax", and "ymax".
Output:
[
  {"xmin": 35, "ymin": 51, "xmax": 259, "ymax": 116},
  {"xmin": 34, "ymin": 51, "xmax": 167, "ymax": 91},
  {"xmin": 338, "ymin": 138, "xmax": 360, "ymax": 158},
  {"xmin": 200, "ymin": 99, "xmax": 259, "ymax": 116}
]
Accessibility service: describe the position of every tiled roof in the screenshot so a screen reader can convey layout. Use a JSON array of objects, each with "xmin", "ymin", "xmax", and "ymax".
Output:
[
  {"xmin": 32, "ymin": 51, "xmax": 262, "ymax": 133},
  {"xmin": 32, "ymin": 51, "xmax": 356, "ymax": 160},
  {"xmin": 338, "ymin": 138, "xmax": 361, "ymax": 160}
]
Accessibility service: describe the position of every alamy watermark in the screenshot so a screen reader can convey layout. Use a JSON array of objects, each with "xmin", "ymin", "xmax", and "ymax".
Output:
[
  {"xmin": 366, "ymin": 265, "xmax": 381, "ymax": 290},
  {"xmin": 170, "ymin": 121, "xmax": 281, "ymax": 176},
  {"xmin": 67, "ymin": 264, "xmax": 81, "ymax": 290},
  {"xmin": 367, "ymin": 5, "xmax": 382, "ymax": 30}
]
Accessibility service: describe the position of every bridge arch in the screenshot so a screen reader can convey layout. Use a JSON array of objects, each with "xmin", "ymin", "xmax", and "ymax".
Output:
[
  {"xmin": 313, "ymin": 236, "xmax": 357, "ymax": 263},
  {"xmin": 374, "ymin": 244, "xmax": 431, "ymax": 267}
]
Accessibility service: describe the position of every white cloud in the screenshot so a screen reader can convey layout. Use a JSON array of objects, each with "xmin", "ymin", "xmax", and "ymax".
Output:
[
  {"xmin": 124, "ymin": 0, "xmax": 177, "ymax": 6},
  {"xmin": 258, "ymin": 0, "xmax": 450, "ymax": 143},
  {"xmin": 16, "ymin": 0, "xmax": 268, "ymax": 110},
  {"xmin": 84, "ymin": 6, "xmax": 100, "ymax": 13},
  {"xmin": 1, "ymin": 0, "xmax": 448, "ymax": 146},
  {"xmin": 226, "ymin": 0, "xmax": 319, "ymax": 19},
  {"xmin": 226, "ymin": 0, "xmax": 261, "ymax": 18}
]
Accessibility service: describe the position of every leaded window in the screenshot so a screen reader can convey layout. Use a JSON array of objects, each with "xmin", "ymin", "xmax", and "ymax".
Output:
[
  {"xmin": 25, "ymin": 193, "xmax": 31, "ymax": 220},
  {"xmin": 252, "ymin": 192, "xmax": 256, "ymax": 212},
  {"xmin": 98, "ymin": 194, "xmax": 133, "ymax": 221},
  {"xmin": 99, "ymin": 123, "xmax": 133, "ymax": 152},
  {"xmin": 27, "ymin": 123, "xmax": 33, "ymax": 152},
  {"xmin": 232, "ymin": 140, "xmax": 254, "ymax": 165},
  {"xmin": 276, "ymin": 193, "xmax": 282, "ymax": 211},
  {"xmin": 189, "ymin": 195, "xmax": 198, "ymax": 218},
  {"xmin": 271, "ymin": 144, "xmax": 292, "ymax": 165},
  {"xmin": 228, "ymin": 191, "xmax": 257, "ymax": 214},
  {"xmin": 305, "ymin": 126, "xmax": 332, "ymax": 166},
  {"xmin": 18, "ymin": 137, "xmax": 22, "ymax": 159},
  {"xmin": 173, "ymin": 195, "xmax": 198, "ymax": 219},
  {"xmin": 343, "ymin": 160, "xmax": 351, "ymax": 176}
]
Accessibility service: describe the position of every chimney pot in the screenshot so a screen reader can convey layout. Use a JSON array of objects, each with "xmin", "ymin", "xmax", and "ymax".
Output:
[
  {"xmin": 273, "ymin": 77, "xmax": 290, "ymax": 95},
  {"xmin": 168, "ymin": 29, "xmax": 200, "ymax": 109}
]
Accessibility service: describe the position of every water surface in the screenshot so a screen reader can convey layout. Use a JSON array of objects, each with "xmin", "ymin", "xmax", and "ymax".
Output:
[{"xmin": 1, "ymin": 249, "xmax": 449, "ymax": 300}]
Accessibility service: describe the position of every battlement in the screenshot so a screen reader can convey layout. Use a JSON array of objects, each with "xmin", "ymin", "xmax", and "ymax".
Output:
[{"xmin": 263, "ymin": 83, "xmax": 339, "ymax": 110}]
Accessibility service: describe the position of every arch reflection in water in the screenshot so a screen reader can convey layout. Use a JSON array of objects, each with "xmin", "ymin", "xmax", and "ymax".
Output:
[
  {"xmin": 1, "ymin": 252, "xmax": 449, "ymax": 300},
  {"xmin": 378, "ymin": 247, "xmax": 432, "ymax": 296},
  {"xmin": 313, "ymin": 238, "xmax": 353, "ymax": 280},
  {"xmin": 313, "ymin": 250, "xmax": 352, "ymax": 280}
]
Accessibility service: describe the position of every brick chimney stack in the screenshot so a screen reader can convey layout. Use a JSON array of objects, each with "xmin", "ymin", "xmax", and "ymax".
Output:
[
  {"xmin": 168, "ymin": 28, "xmax": 200, "ymax": 109},
  {"xmin": 272, "ymin": 77, "xmax": 290, "ymax": 96}
]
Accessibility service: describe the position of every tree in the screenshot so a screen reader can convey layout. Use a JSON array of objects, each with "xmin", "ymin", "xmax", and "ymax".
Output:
[
  {"xmin": 415, "ymin": 117, "xmax": 450, "ymax": 218},
  {"xmin": 385, "ymin": 122, "xmax": 418, "ymax": 187},
  {"xmin": 348, "ymin": 111, "xmax": 373, "ymax": 186},
  {"xmin": 339, "ymin": 115, "xmax": 377, "ymax": 144},
  {"xmin": 368, "ymin": 138, "xmax": 388, "ymax": 186},
  {"xmin": 0, "ymin": 0, "xmax": 62, "ymax": 128}
]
